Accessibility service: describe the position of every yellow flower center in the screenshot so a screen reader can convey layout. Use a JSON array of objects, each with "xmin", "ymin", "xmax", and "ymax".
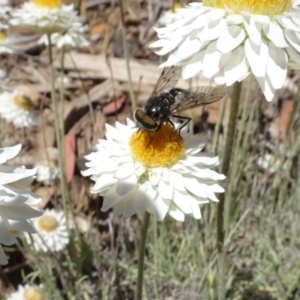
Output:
[
  {"xmin": 33, "ymin": 0, "xmax": 61, "ymax": 8},
  {"xmin": 23, "ymin": 287, "xmax": 44, "ymax": 300},
  {"xmin": 129, "ymin": 123, "xmax": 184, "ymax": 168},
  {"xmin": 0, "ymin": 32, "xmax": 6, "ymax": 41},
  {"xmin": 38, "ymin": 215, "xmax": 59, "ymax": 232},
  {"xmin": 203, "ymin": 0, "xmax": 291, "ymax": 16},
  {"xmin": 13, "ymin": 95, "xmax": 35, "ymax": 111},
  {"xmin": 172, "ymin": 2, "xmax": 182, "ymax": 13}
]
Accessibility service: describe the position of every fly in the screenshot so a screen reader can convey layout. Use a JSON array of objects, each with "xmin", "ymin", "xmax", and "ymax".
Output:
[{"xmin": 134, "ymin": 66, "xmax": 226, "ymax": 134}]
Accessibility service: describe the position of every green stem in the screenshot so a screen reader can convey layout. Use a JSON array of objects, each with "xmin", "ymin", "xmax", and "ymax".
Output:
[
  {"xmin": 216, "ymin": 81, "xmax": 242, "ymax": 300},
  {"xmin": 136, "ymin": 211, "xmax": 151, "ymax": 300},
  {"xmin": 47, "ymin": 35, "xmax": 70, "ymax": 221}
]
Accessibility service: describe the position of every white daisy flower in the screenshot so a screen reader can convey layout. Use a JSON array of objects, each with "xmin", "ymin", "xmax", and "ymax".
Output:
[
  {"xmin": 257, "ymin": 153, "xmax": 280, "ymax": 174},
  {"xmin": 0, "ymin": 32, "xmax": 15, "ymax": 54},
  {"xmin": 0, "ymin": 91, "xmax": 38, "ymax": 128},
  {"xmin": 82, "ymin": 119, "xmax": 225, "ymax": 222},
  {"xmin": 10, "ymin": 0, "xmax": 86, "ymax": 36},
  {"xmin": 0, "ymin": 144, "xmax": 43, "ymax": 265},
  {"xmin": 38, "ymin": 24, "xmax": 89, "ymax": 49},
  {"xmin": 6, "ymin": 284, "xmax": 44, "ymax": 300},
  {"xmin": 150, "ymin": 1, "xmax": 300, "ymax": 101},
  {"xmin": 25, "ymin": 209, "xmax": 69, "ymax": 252},
  {"xmin": 36, "ymin": 148, "xmax": 60, "ymax": 186}
]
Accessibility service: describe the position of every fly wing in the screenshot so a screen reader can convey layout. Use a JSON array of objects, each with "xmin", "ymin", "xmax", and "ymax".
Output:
[
  {"xmin": 151, "ymin": 66, "xmax": 182, "ymax": 98},
  {"xmin": 170, "ymin": 86, "xmax": 226, "ymax": 114}
]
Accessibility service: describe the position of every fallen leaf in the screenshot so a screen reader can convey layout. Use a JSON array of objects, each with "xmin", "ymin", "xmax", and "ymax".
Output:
[
  {"xmin": 64, "ymin": 133, "xmax": 76, "ymax": 183},
  {"xmin": 103, "ymin": 95, "xmax": 127, "ymax": 115}
]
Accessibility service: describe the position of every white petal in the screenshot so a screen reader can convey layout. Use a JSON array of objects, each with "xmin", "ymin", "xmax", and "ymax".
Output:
[
  {"xmin": 91, "ymin": 174, "xmax": 118, "ymax": 193},
  {"xmin": 102, "ymin": 184, "xmax": 122, "ymax": 211},
  {"xmin": 154, "ymin": 38, "xmax": 183, "ymax": 55},
  {"xmin": 192, "ymin": 168, "xmax": 225, "ymax": 180},
  {"xmin": 105, "ymin": 123, "xmax": 118, "ymax": 141},
  {"xmin": 190, "ymin": 199, "xmax": 201, "ymax": 219},
  {"xmin": 266, "ymin": 43, "xmax": 287, "ymax": 89},
  {"xmin": 206, "ymin": 8, "xmax": 225, "ymax": 21},
  {"xmin": 287, "ymin": 44, "xmax": 300, "ymax": 65},
  {"xmin": 183, "ymin": 176, "xmax": 208, "ymax": 198},
  {"xmin": 245, "ymin": 38, "xmax": 268, "ymax": 77},
  {"xmin": 0, "ymin": 217, "xmax": 15, "ymax": 245},
  {"xmin": 278, "ymin": 16, "xmax": 300, "ymax": 31},
  {"xmin": 226, "ymin": 14, "xmax": 244, "ymax": 24},
  {"xmin": 136, "ymin": 182, "xmax": 156, "ymax": 213},
  {"xmin": 173, "ymin": 189, "xmax": 192, "ymax": 214},
  {"xmin": 224, "ymin": 45, "xmax": 249, "ymax": 86},
  {"xmin": 0, "ymin": 144, "xmax": 21, "ymax": 164},
  {"xmin": 263, "ymin": 21, "xmax": 288, "ymax": 47},
  {"xmin": 214, "ymin": 69, "xmax": 226, "ymax": 85},
  {"xmin": 158, "ymin": 179, "xmax": 173, "ymax": 199},
  {"xmin": 173, "ymin": 36, "xmax": 203, "ymax": 60},
  {"xmin": 149, "ymin": 172, "xmax": 160, "ymax": 186},
  {"xmin": 113, "ymin": 162, "xmax": 134, "ymax": 179},
  {"xmin": 198, "ymin": 18, "xmax": 225, "ymax": 42},
  {"xmin": 168, "ymin": 204, "xmax": 185, "ymax": 221},
  {"xmin": 202, "ymin": 41, "xmax": 231, "ymax": 78},
  {"xmin": 169, "ymin": 171, "xmax": 185, "ymax": 192},
  {"xmin": 243, "ymin": 15, "xmax": 262, "ymax": 46},
  {"xmin": 256, "ymin": 76, "xmax": 275, "ymax": 101},
  {"xmin": 284, "ymin": 29, "xmax": 300, "ymax": 53},
  {"xmin": 217, "ymin": 24, "xmax": 245, "ymax": 53},
  {"xmin": 116, "ymin": 177, "xmax": 136, "ymax": 196},
  {"xmin": 149, "ymin": 195, "xmax": 169, "ymax": 221},
  {"xmin": 159, "ymin": 54, "xmax": 182, "ymax": 68},
  {"xmin": 122, "ymin": 187, "xmax": 139, "ymax": 218},
  {"xmin": 182, "ymin": 50, "xmax": 205, "ymax": 79},
  {"xmin": 208, "ymin": 183, "xmax": 225, "ymax": 193},
  {"xmin": 207, "ymin": 191, "xmax": 219, "ymax": 202}
]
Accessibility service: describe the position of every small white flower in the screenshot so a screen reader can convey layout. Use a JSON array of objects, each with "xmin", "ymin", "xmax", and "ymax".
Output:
[
  {"xmin": 6, "ymin": 284, "xmax": 44, "ymax": 300},
  {"xmin": 0, "ymin": 32, "xmax": 15, "ymax": 54},
  {"xmin": 82, "ymin": 119, "xmax": 225, "ymax": 222},
  {"xmin": 0, "ymin": 144, "xmax": 43, "ymax": 265},
  {"xmin": 0, "ymin": 91, "xmax": 38, "ymax": 128},
  {"xmin": 38, "ymin": 25, "xmax": 89, "ymax": 49},
  {"xmin": 10, "ymin": 0, "xmax": 86, "ymax": 36},
  {"xmin": 25, "ymin": 209, "xmax": 69, "ymax": 252},
  {"xmin": 257, "ymin": 153, "xmax": 280, "ymax": 174},
  {"xmin": 36, "ymin": 148, "xmax": 60, "ymax": 186},
  {"xmin": 150, "ymin": 1, "xmax": 300, "ymax": 101}
]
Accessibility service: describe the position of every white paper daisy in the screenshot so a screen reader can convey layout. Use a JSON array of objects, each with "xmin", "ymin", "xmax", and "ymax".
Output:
[
  {"xmin": 38, "ymin": 25, "xmax": 89, "ymax": 49},
  {"xmin": 36, "ymin": 148, "xmax": 60, "ymax": 186},
  {"xmin": 257, "ymin": 153, "xmax": 280, "ymax": 174},
  {"xmin": 0, "ymin": 91, "xmax": 38, "ymax": 128},
  {"xmin": 150, "ymin": 1, "xmax": 300, "ymax": 101},
  {"xmin": 0, "ymin": 32, "xmax": 15, "ymax": 54},
  {"xmin": 10, "ymin": 0, "xmax": 86, "ymax": 36},
  {"xmin": 6, "ymin": 284, "xmax": 44, "ymax": 300},
  {"xmin": 82, "ymin": 119, "xmax": 225, "ymax": 222},
  {"xmin": 25, "ymin": 208, "xmax": 69, "ymax": 252},
  {"xmin": 0, "ymin": 144, "xmax": 43, "ymax": 265}
]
